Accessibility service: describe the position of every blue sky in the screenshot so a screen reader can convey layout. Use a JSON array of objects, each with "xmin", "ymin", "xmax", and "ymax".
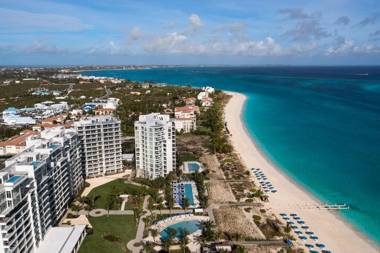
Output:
[{"xmin": 0, "ymin": 0, "xmax": 379, "ymax": 65}]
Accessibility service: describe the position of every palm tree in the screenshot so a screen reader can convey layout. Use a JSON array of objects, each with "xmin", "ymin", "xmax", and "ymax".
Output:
[
  {"xmin": 157, "ymin": 203, "xmax": 163, "ymax": 215},
  {"xmin": 143, "ymin": 242, "xmax": 155, "ymax": 253},
  {"xmin": 105, "ymin": 194, "xmax": 115, "ymax": 216},
  {"xmin": 150, "ymin": 229, "xmax": 159, "ymax": 243},
  {"xmin": 83, "ymin": 195, "xmax": 100, "ymax": 209},
  {"xmin": 179, "ymin": 229, "xmax": 189, "ymax": 253},
  {"xmin": 194, "ymin": 234, "xmax": 207, "ymax": 248},
  {"xmin": 201, "ymin": 221, "xmax": 215, "ymax": 242},
  {"xmin": 182, "ymin": 197, "xmax": 190, "ymax": 210}
]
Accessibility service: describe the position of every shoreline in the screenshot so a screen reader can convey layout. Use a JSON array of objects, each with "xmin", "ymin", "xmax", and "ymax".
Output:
[{"xmin": 224, "ymin": 91, "xmax": 379, "ymax": 253}]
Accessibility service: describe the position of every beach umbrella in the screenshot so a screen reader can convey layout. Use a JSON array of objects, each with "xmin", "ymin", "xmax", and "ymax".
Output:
[
  {"xmin": 310, "ymin": 235, "xmax": 319, "ymax": 241},
  {"xmin": 316, "ymin": 243, "xmax": 326, "ymax": 248}
]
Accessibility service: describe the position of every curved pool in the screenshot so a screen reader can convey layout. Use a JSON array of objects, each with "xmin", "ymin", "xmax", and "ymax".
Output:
[{"xmin": 160, "ymin": 220, "xmax": 201, "ymax": 240}]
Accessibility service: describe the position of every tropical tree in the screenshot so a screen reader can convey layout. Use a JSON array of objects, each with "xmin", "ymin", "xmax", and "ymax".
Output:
[
  {"xmin": 179, "ymin": 229, "xmax": 189, "ymax": 253},
  {"xmin": 150, "ymin": 229, "xmax": 159, "ymax": 243},
  {"xmin": 236, "ymin": 245, "xmax": 247, "ymax": 253},
  {"xmin": 105, "ymin": 194, "xmax": 115, "ymax": 216},
  {"xmin": 83, "ymin": 195, "xmax": 100, "ymax": 209},
  {"xmin": 201, "ymin": 221, "xmax": 216, "ymax": 242},
  {"xmin": 143, "ymin": 242, "xmax": 155, "ymax": 253},
  {"xmin": 182, "ymin": 197, "xmax": 190, "ymax": 210}
]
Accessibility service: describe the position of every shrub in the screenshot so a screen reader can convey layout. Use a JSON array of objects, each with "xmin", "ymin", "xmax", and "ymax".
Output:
[{"xmin": 103, "ymin": 234, "xmax": 121, "ymax": 242}]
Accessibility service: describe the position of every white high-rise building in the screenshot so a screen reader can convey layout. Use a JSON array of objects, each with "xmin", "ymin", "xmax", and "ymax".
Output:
[
  {"xmin": 74, "ymin": 116, "xmax": 123, "ymax": 178},
  {"xmin": 134, "ymin": 113, "xmax": 176, "ymax": 179},
  {"xmin": 0, "ymin": 127, "xmax": 84, "ymax": 253}
]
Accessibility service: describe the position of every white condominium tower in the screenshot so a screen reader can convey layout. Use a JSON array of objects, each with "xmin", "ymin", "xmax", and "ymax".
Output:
[
  {"xmin": 134, "ymin": 113, "xmax": 176, "ymax": 179},
  {"xmin": 0, "ymin": 127, "xmax": 84, "ymax": 253},
  {"xmin": 74, "ymin": 116, "xmax": 123, "ymax": 178}
]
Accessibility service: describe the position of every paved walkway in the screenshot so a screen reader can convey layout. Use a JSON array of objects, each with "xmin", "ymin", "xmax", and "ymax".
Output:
[
  {"xmin": 69, "ymin": 208, "xmax": 134, "ymax": 217},
  {"xmin": 81, "ymin": 170, "xmax": 131, "ymax": 197},
  {"xmin": 151, "ymin": 209, "xmax": 191, "ymax": 215},
  {"xmin": 127, "ymin": 196, "xmax": 150, "ymax": 253},
  {"xmin": 121, "ymin": 200, "xmax": 127, "ymax": 211}
]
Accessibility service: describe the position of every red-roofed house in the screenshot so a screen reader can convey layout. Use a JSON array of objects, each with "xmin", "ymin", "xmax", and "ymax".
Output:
[{"xmin": 0, "ymin": 130, "xmax": 39, "ymax": 155}]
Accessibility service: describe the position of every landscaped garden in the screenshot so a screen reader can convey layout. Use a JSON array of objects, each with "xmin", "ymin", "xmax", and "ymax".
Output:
[
  {"xmin": 86, "ymin": 179, "xmax": 155, "ymax": 210},
  {"xmin": 78, "ymin": 216, "xmax": 137, "ymax": 253}
]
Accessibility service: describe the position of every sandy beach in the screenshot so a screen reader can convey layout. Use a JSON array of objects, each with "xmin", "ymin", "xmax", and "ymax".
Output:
[{"xmin": 225, "ymin": 92, "xmax": 379, "ymax": 253}]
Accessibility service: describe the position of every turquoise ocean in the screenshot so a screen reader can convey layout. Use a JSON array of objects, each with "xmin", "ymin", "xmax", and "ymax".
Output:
[{"xmin": 83, "ymin": 66, "xmax": 380, "ymax": 245}]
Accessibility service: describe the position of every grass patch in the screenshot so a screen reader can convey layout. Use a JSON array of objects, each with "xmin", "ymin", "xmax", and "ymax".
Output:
[
  {"xmin": 78, "ymin": 216, "xmax": 137, "ymax": 253},
  {"xmin": 87, "ymin": 179, "xmax": 153, "ymax": 210}
]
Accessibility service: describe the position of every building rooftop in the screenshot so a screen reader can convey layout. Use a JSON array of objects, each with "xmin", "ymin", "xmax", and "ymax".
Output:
[
  {"xmin": 137, "ymin": 113, "xmax": 172, "ymax": 126},
  {"xmin": 175, "ymin": 105, "xmax": 199, "ymax": 113},
  {"xmin": 74, "ymin": 115, "xmax": 119, "ymax": 126},
  {"xmin": 0, "ymin": 130, "xmax": 39, "ymax": 147},
  {"xmin": 36, "ymin": 225, "xmax": 86, "ymax": 253}
]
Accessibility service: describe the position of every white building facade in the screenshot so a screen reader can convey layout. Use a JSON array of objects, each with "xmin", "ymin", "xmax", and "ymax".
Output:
[
  {"xmin": 0, "ymin": 127, "xmax": 84, "ymax": 253},
  {"xmin": 134, "ymin": 113, "xmax": 176, "ymax": 179},
  {"xmin": 174, "ymin": 106, "xmax": 199, "ymax": 133},
  {"xmin": 74, "ymin": 116, "xmax": 123, "ymax": 178}
]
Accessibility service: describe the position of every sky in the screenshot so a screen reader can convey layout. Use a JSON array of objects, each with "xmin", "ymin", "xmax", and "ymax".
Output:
[{"xmin": 0, "ymin": 0, "xmax": 380, "ymax": 65}]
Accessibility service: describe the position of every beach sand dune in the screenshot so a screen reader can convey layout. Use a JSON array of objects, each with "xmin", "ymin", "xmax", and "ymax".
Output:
[{"xmin": 225, "ymin": 92, "xmax": 379, "ymax": 253}]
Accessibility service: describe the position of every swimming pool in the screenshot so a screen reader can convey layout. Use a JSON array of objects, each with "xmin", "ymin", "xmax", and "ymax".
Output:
[
  {"xmin": 7, "ymin": 175, "xmax": 21, "ymax": 184},
  {"xmin": 160, "ymin": 220, "xmax": 201, "ymax": 240},
  {"xmin": 183, "ymin": 161, "xmax": 203, "ymax": 173},
  {"xmin": 188, "ymin": 162, "xmax": 201, "ymax": 172},
  {"xmin": 172, "ymin": 181, "xmax": 198, "ymax": 207}
]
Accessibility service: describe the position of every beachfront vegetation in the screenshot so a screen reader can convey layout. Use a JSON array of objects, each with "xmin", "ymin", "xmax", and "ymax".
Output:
[
  {"xmin": 78, "ymin": 216, "xmax": 137, "ymax": 253},
  {"xmin": 197, "ymin": 92, "xmax": 233, "ymax": 153}
]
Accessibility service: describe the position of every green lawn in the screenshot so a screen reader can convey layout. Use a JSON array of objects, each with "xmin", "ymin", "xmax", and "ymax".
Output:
[
  {"xmin": 87, "ymin": 179, "xmax": 153, "ymax": 210},
  {"xmin": 78, "ymin": 215, "xmax": 137, "ymax": 253}
]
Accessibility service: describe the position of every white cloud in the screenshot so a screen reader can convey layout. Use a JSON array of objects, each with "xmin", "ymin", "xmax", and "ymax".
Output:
[
  {"xmin": 326, "ymin": 39, "xmax": 380, "ymax": 55},
  {"xmin": 144, "ymin": 32, "xmax": 187, "ymax": 53},
  {"xmin": 129, "ymin": 26, "xmax": 143, "ymax": 41},
  {"xmin": 143, "ymin": 32, "xmax": 286, "ymax": 57},
  {"xmin": 189, "ymin": 14, "xmax": 202, "ymax": 28}
]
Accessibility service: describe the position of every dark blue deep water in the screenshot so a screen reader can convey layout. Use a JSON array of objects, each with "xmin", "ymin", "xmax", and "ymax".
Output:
[{"xmin": 83, "ymin": 66, "xmax": 380, "ymax": 245}]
